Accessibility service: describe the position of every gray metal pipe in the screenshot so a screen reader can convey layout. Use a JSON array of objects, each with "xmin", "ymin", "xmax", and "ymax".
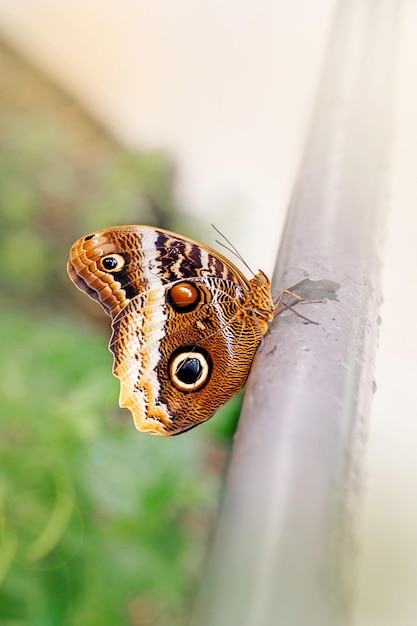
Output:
[{"xmin": 190, "ymin": 1, "xmax": 400, "ymax": 625}]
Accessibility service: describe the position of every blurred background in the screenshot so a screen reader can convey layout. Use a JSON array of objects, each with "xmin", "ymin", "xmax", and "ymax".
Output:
[{"xmin": 0, "ymin": 1, "xmax": 416, "ymax": 625}]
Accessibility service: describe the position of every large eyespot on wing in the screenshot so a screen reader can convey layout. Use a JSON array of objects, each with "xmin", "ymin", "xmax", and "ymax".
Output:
[
  {"xmin": 168, "ymin": 347, "xmax": 212, "ymax": 392},
  {"xmin": 108, "ymin": 277, "xmax": 265, "ymax": 435}
]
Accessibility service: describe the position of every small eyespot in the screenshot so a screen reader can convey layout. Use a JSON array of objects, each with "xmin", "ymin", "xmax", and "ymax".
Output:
[
  {"xmin": 100, "ymin": 254, "xmax": 126, "ymax": 272},
  {"xmin": 168, "ymin": 282, "xmax": 201, "ymax": 313},
  {"xmin": 169, "ymin": 347, "xmax": 212, "ymax": 392}
]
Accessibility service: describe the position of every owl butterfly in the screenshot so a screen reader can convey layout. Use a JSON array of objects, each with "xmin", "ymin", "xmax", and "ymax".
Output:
[{"xmin": 68, "ymin": 225, "xmax": 276, "ymax": 436}]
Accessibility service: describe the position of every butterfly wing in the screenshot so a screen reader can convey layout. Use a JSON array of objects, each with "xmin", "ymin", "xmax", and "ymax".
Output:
[
  {"xmin": 109, "ymin": 276, "xmax": 263, "ymax": 435},
  {"xmin": 68, "ymin": 225, "xmax": 246, "ymax": 318},
  {"xmin": 68, "ymin": 225, "xmax": 266, "ymax": 435}
]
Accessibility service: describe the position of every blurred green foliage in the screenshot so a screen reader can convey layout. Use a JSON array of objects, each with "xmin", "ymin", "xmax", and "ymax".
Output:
[
  {"xmin": 0, "ymin": 38, "xmax": 200, "ymax": 318},
  {"xmin": 0, "ymin": 41, "xmax": 240, "ymax": 625}
]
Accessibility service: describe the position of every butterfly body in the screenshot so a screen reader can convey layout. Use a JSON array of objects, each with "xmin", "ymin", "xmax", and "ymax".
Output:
[{"xmin": 68, "ymin": 225, "xmax": 274, "ymax": 435}]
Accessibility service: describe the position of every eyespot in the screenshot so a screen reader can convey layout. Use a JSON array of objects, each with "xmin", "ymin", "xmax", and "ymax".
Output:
[
  {"xmin": 169, "ymin": 347, "xmax": 212, "ymax": 392},
  {"xmin": 100, "ymin": 254, "xmax": 126, "ymax": 273},
  {"xmin": 168, "ymin": 282, "xmax": 201, "ymax": 313}
]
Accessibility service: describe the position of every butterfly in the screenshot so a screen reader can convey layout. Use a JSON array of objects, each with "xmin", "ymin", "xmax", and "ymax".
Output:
[{"xmin": 67, "ymin": 225, "xmax": 276, "ymax": 435}]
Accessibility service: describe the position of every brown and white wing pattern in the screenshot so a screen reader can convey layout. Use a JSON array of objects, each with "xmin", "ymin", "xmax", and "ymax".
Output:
[
  {"xmin": 68, "ymin": 225, "xmax": 274, "ymax": 435},
  {"xmin": 68, "ymin": 225, "xmax": 242, "ymax": 318}
]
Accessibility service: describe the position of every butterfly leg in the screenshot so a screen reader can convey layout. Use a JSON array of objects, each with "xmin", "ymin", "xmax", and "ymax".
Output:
[{"xmin": 274, "ymin": 289, "xmax": 321, "ymax": 325}]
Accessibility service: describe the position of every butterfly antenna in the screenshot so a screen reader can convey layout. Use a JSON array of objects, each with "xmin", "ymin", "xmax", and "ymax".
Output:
[{"xmin": 211, "ymin": 224, "xmax": 255, "ymax": 276}]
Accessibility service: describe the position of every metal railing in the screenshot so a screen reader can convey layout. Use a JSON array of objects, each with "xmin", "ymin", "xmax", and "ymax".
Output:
[{"xmin": 191, "ymin": 1, "xmax": 401, "ymax": 624}]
